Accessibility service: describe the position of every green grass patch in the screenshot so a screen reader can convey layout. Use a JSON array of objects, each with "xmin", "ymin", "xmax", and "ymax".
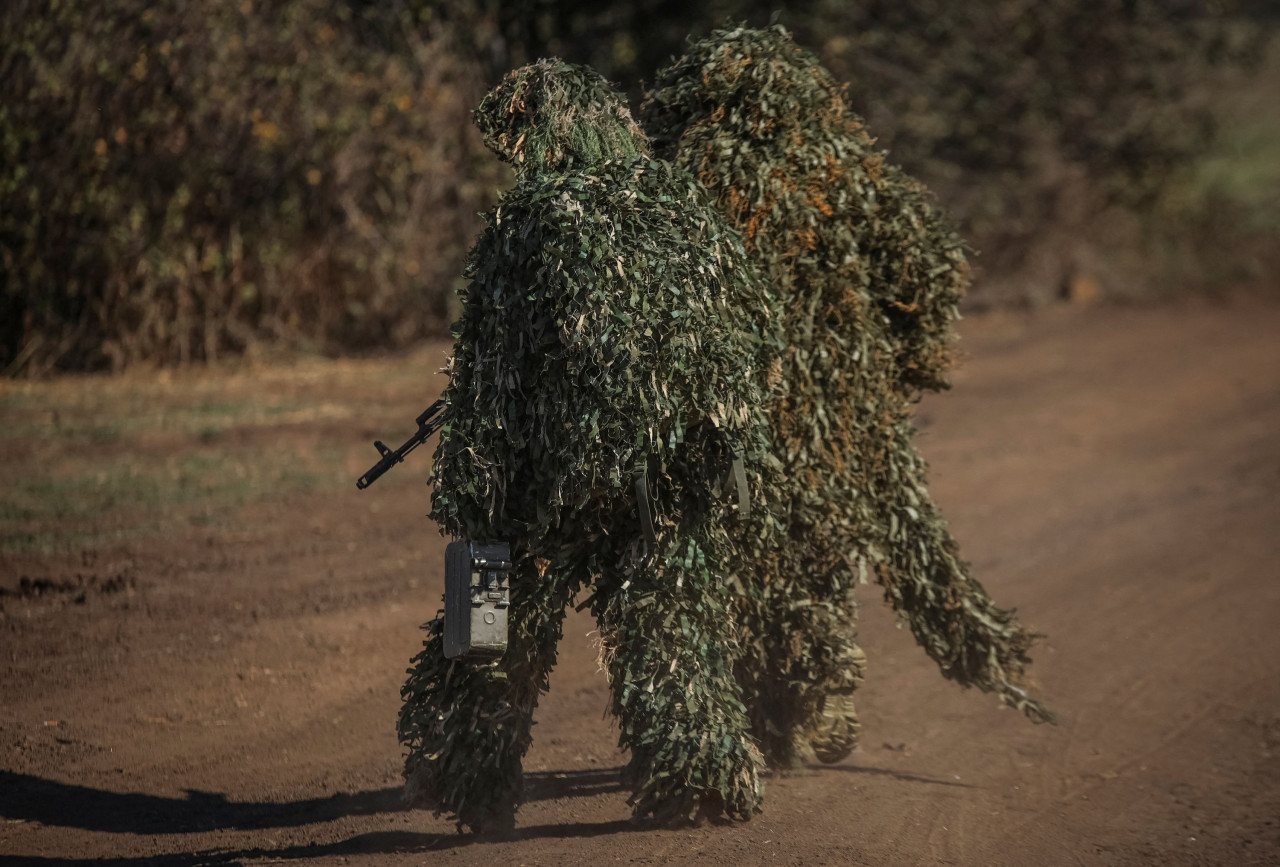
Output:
[
  {"xmin": 1186, "ymin": 45, "xmax": 1280, "ymax": 234},
  {"xmin": 0, "ymin": 348, "xmax": 447, "ymax": 553},
  {"xmin": 1, "ymin": 451, "xmax": 329, "ymax": 521},
  {"xmin": 0, "ymin": 391, "xmax": 319, "ymax": 442},
  {"xmin": 0, "ymin": 523, "xmax": 164, "ymax": 555},
  {"xmin": 0, "ymin": 445, "xmax": 344, "ymax": 553}
]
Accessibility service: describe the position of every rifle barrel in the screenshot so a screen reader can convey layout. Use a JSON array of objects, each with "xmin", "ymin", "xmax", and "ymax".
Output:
[{"xmin": 354, "ymin": 400, "xmax": 445, "ymax": 490}]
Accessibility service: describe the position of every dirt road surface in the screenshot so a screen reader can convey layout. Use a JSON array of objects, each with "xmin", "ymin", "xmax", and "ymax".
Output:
[{"xmin": 3, "ymin": 298, "xmax": 1279, "ymax": 866}]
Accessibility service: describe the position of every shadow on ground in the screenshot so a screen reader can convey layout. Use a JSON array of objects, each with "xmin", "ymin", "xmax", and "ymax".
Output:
[
  {"xmin": 7, "ymin": 825, "xmax": 645, "ymax": 867},
  {"xmin": 3, "ymin": 762, "xmax": 961, "ymax": 863},
  {"xmin": 0, "ymin": 771, "xmax": 407, "ymax": 836},
  {"xmin": 0, "ymin": 767, "xmax": 633, "ymax": 836}
]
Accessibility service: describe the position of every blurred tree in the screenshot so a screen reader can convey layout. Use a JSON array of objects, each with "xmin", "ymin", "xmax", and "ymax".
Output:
[
  {"xmin": 1, "ymin": 0, "xmax": 1270, "ymax": 373},
  {"xmin": 802, "ymin": 0, "xmax": 1269, "ymax": 298},
  {"xmin": 444, "ymin": 0, "xmax": 1270, "ymax": 301},
  {"xmin": 0, "ymin": 0, "xmax": 501, "ymax": 374},
  {"xmin": 424, "ymin": 0, "xmax": 771, "ymax": 89}
]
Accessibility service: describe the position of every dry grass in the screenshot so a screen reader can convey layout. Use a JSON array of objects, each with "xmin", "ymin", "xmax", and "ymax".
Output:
[{"xmin": 0, "ymin": 346, "xmax": 450, "ymax": 552}]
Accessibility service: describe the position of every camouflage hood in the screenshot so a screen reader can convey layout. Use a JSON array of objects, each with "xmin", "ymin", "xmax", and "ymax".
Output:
[{"xmin": 473, "ymin": 58, "xmax": 650, "ymax": 175}]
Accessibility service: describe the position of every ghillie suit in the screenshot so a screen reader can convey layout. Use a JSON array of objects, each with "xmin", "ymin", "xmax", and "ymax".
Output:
[
  {"xmin": 641, "ymin": 25, "xmax": 1054, "ymax": 768},
  {"xmin": 397, "ymin": 60, "xmax": 787, "ymax": 831}
]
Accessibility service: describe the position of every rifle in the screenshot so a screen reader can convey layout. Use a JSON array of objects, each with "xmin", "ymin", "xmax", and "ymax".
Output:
[{"xmin": 355, "ymin": 399, "xmax": 446, "ymax": 490}]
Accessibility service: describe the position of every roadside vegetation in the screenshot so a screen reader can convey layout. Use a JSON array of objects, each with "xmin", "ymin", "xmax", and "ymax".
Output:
[
  {"xmin": 1, "ymin": 0, "xmax": 1274, "ymax": 375},
  {"xmin": 0, "ymin": 348, "xmax": 445, "ymax": 552}
]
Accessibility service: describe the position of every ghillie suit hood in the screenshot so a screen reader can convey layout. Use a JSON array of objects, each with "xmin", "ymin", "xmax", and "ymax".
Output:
[
  {"xmin": 400, "ymin": 60, "xmax": 785, "ymax": 829},
  {"xmin": 642, "ymin": 25, "xmax": 1052, "ymax": 747},
  {"xmin": 473, "ymin": 58, "xmax": 651, "ymax": 174}
]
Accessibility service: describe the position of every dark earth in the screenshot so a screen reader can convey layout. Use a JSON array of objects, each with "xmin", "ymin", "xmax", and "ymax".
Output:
[{"xmin": 3, "ymin": 297, "xmax": 1279, "ymax": 865}]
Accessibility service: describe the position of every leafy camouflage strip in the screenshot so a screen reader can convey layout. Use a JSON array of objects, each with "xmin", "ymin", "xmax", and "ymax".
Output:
[
  {"xmin": 642, "ymin": 25, "xmax": 1054, "ymax": 732},
  {"xmin": 399, "ymin": 62, "xmax": 784, "ymax": 829}
]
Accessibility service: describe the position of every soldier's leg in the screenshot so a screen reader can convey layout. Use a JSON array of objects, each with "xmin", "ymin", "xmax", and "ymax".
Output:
[
  {"xmin": 734, "ymin": 579, "xmax": 824, "ymax": 768},
  {"xmin": 734, "ymin": 539, "xmax": 868, "ymax": 769},
  {"xmin": 397, "ymin": 554, "xmax": 577, "ymax": 831},
  {"xmin": 594, "ymin": 535, "xmax": 764, "ymax": 824}
]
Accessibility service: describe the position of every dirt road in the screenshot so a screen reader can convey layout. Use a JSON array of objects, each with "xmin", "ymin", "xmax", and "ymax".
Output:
[{"xmin": 2, "ymin": 297, "xmax": 1278, "ymax": 866}]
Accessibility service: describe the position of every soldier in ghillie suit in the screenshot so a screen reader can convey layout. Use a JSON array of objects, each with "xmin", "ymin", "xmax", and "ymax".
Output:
[
  {"xmin": 396, "ymin": 59, "xmax": 787, "ymax": 831},
  {"xmin": 641, "ymin": 25, "xmax": 1054, "ymax": 768}
]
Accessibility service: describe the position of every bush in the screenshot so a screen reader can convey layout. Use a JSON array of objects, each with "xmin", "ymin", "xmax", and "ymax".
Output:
[
  {"xmin": 4, "ymin": 1, "xmax": 1271, "ymax": 374},
  {"xmin": 798, "ymin": 0, "xmax": 1270, "ymax": 298},
  {"xmin": 1, "ymin": 0, "xmax": 501, "ymax": 375}
]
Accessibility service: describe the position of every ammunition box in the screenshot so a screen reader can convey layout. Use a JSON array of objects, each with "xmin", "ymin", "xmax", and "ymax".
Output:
[{"xmin": 443, "ymin": 540, "xmax": 512, "ymax": 659}]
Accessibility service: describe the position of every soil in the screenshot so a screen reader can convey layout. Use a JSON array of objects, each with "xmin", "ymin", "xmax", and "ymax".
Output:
[{"xmin": 3, "ymin": 297, "xmax": 1279, "ymax": 866}]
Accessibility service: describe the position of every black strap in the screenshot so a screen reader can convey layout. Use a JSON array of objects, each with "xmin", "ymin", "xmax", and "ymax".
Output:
[
  {"xmin": 633, "ymin": 433, "xmax": 750, "ymax": 546},
  {"xmin": 635, "ymin": 469, "xmax": 657, "ymax": 546},
  {"xmin": 728, "ymin": 436, "xmax": 750, "ymax": 519}
]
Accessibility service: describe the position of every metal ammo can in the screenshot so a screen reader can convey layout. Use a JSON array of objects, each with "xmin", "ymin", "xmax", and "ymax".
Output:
[{"xmin": 443, "ymin": 540, "xmax": 512, "ymax": 659}]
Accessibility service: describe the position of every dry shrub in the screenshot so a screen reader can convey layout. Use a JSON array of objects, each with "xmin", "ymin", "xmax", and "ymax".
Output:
[
  {"xmin": 808, "ymin": 0, "xmax": 1270, "ymax": 301},
  {"xmin": 0, "ymin": 0, "xmax": 501, "ymax": 375}
]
